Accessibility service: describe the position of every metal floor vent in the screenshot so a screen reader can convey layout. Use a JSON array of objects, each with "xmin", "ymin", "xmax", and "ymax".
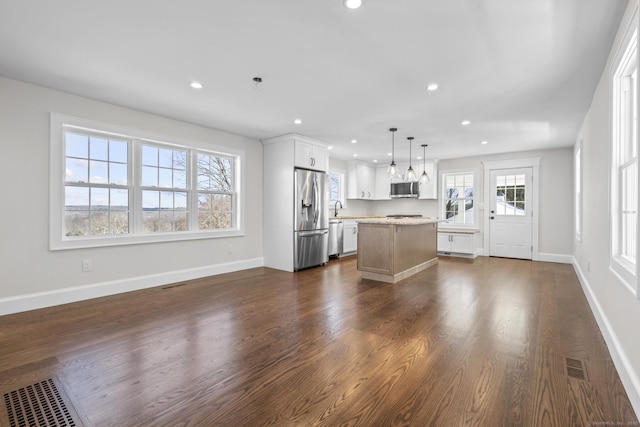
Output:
[
  {"xmin": 3, "ymin": 379, "xmax": 79, "ymax": 427},
  {"xmin": 566, "ymin": 357, "xmax": 587, "ymax": 381}
]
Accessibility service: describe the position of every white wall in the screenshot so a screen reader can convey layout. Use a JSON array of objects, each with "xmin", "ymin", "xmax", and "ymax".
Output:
[
  {"xmin": 573, "ymin": 0, "xmax": 640, "ymax": 414},
  {"xmin": 0, "ymin": 76, "xmax": 263, "ymax": 313},
  {"xmin": 331, "ymin": 149, "xmax": 574, "ymax": 257},
  {"xmin": 438, "ymin": 148, "xmax": 574, "ymax": 257}
]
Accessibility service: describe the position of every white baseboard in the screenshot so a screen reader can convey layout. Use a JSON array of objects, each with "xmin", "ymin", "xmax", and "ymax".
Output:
[
  {"xmin": 538, "ymin": 252, "xmax": 574, "ymax": 264},
  {"xmin": 572, "ymin": 258, "xmax": 640, "ymax": 418},
  {"xmin": 0, "ymin": 257, "xmax": 264, "ymax": 316}
]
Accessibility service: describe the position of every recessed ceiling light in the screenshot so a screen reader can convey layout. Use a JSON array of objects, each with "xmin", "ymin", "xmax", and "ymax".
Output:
[
  {"xmin": 353, "ymin": 153, "xmax": 358, "ymax": 157},
  {"xmin": 351, "ymin": 139, "xmax": 357, "ymax": 144},
  {"xmin": 417, "ymin": 156, "xmax": 422, "ymax": 160},
  {"xmin": 373, "ymin": 159, "xmax": 378, "ymax": 163},
  {"xmin": 344, "ymin": 0, "xmax": 362, "ymax": 9},
  {"xmin": 190, "ymin": 81, "xmax": 203, "ymax": 89},
  {"xmin": 426, "ymin": 83, "xmax": 439, "ymax": 91},
  {"xmin": 294, "ymin": 119, "xmax": 302, "ymax": 124},
  {"xmin": 328, "ymin": 146, "xmax": 333, "ymax": 150},
  {"xmin": 387, "ymin": 152, "xmax": 392, "ymax": 156},
  {"xmin": 461, "ymin": 120, "xmax": 471, "ymax": 126},
  {"xmin": 481, "ymin": 140, "xmax": 488, "ymax": 145}
]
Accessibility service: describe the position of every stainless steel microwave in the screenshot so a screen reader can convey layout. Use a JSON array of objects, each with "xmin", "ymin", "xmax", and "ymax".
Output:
[{"xmin": 389, "ymin": 181, "xmax": 419, "ymax": 198}]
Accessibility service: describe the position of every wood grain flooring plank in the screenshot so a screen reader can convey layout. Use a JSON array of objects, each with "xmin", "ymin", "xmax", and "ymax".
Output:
[{"xmin": 0, "ymin": 257, "xmax": 636, "ymax": 426}]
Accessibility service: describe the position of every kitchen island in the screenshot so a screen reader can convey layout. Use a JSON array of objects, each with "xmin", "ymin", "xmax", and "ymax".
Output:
[{"xmin": 357, "ymin": 218, "xmax": 439, "ymax": 283}]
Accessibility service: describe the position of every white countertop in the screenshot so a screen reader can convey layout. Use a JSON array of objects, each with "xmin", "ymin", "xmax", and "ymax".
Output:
[{"xmin": 356, "ymin": 217, "xmax": 441, "ymax": 225}]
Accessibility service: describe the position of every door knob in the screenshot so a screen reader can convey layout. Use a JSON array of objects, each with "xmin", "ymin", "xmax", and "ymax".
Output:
[{"xmin": 490, "ymin": 216, "xmax": 495, "ymax": 220}]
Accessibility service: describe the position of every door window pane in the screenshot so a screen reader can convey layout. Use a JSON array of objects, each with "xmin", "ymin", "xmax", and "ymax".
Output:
[{"xmin": 495, "ymin": 174, "xmax": 525, "ymax": 216}]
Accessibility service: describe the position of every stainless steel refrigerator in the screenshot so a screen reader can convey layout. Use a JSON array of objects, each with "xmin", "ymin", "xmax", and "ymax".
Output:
[{"xmin": 294, "ymin": 168, "xmax": 329, "ymax": 270}]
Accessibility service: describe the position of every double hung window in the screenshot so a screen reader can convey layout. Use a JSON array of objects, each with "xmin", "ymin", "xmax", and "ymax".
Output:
[
  {"xmin": 441, "ymin": 171, "xmax": 476, "ymax": 227},
  {"xmin": 575, "ymin": 143, "xmax": 582, "ymax": 241},
  {"xmin": 611, "ymin": 19, "xmax": 638, "ymax": 293},
  {"xmin": 329, "ymin": 170, "xmax": 345, "ymax": 204},
  {"xmin": 51, "ymin": 114, "xmax": 242, "ymax": 249}
]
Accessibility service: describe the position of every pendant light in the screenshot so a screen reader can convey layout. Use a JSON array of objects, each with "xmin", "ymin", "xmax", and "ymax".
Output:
[
  {"xmin": 406, "ymin": 137, "xmax": 416, "ymax": 181},
  {"xmin": 387, "ymin": 127, "xmax": 397, "ymax": 178},
  {"xmin": 420, "ymin": 144, "xmax": 430, "ymax": 183}
]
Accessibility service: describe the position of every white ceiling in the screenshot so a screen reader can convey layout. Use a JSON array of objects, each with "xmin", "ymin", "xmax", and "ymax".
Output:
[{"xmin": 0, "ymin": 0, "xmax": 628, "ymax": 164}]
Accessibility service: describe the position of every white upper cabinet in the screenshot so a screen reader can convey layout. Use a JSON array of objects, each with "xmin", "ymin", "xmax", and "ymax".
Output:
[
  {"xmin": 294, "ymin": 139, "xmax": 327, "ymax": 171},
  {"xmin": 347, "ymin": 161, "xmax": 375, "ymax": 199},
  {"xmin": 375, "ymin": 166, "xmax": 391, "ymax": 199}
]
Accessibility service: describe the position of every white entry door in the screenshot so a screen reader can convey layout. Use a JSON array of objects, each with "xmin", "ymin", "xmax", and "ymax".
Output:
[{"xmin": 489, "ymin": 168, "xmax": 533, "ymax": 259}]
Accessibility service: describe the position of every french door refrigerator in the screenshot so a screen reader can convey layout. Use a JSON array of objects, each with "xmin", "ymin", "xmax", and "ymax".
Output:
[{"xmin": 294, "ymin": 168, "xmax": 329, "ymax": 270}]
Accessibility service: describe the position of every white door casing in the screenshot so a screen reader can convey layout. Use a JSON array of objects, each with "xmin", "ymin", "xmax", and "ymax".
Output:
[{"xmin": 483, "ymin": 158, "xmax": 540, "ymax": 260}]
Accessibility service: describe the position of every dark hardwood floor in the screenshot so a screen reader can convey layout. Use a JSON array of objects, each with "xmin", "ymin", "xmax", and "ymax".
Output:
[{"xmin": 0, "ymin": 256, "xmax": 637, "ymax": 426}]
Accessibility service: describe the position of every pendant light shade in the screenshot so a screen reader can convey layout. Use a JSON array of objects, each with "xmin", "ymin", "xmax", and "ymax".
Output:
[
  {"xmin": 420, "ymin": 144, "xmax": 430, "ymax": 184},
  {"xmin": 406, "ymin": 137, "xmax": 416, "ymax": 181},
  {"xmin": 387, "ymin": 127, "xmax": 397, "ymax": 178}
]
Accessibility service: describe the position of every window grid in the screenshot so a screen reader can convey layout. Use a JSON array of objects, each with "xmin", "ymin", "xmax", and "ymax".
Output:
[
  {"xmin": 443, "ymin": 172, "xmax": 474, "ymax": 226},
  {"xmin": 63, "ymin": 129, "xmax": 131, "ymax": 237},
  {"xmin": 196, "ymin": 152, "xmax": 235, "ymax": 230},
  {"xmin": 495, "ymin": 174, "xmax": 526, "ymax": 216},
  {"xmin": 611, "ymin": 24, "xmax": 638, "ymax": 289},
  {"xmin": 139, "ymin": 144, "xmax": 190, "ymax": 233},
  {"xmin": 59, "ymin": 123, "xmax": 239, "ymax": 242}
]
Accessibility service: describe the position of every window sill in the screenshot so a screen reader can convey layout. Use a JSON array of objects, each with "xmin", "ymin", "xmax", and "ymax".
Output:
[
  {"xmin": 50, "ymin": 228, "xmax": 244, "ymax": 251},
  {"xmin": 610, "ymin": 256, "xmax": 638, "ymax": 297}
]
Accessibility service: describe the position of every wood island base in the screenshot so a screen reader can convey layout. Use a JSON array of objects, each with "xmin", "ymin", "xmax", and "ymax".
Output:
[
  {"xmin": 361, "ymin": 257, "xmax": 438, "ymax": 283},
  {"xmin": 356, "ymin": 219, "xmax": 439, "ymax": 283}
]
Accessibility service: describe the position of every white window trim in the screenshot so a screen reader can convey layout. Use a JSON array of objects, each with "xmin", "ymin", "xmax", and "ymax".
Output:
[
  {"xmin": 575, "ymin": 140, "xmax": 583, "ymax": 242},
  {"xmin": 609, "ymin": 7, "xmax": 639, "ymax": 297},
  {"xmin": 50, "ymin": 113, "xmax": 245, "ymax": 250},
  {"xmin": 329, "ymin": 167, "xmax": 347, "ymax": 210},
  {"xmin": 438, "ymin": 168, "xmax": 479, "ymax": 230}
]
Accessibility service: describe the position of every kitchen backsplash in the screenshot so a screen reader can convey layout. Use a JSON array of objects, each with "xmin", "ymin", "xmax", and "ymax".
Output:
[{"xmin": 330, "ymin": 198, "xmax": 439, "ymax": 218}]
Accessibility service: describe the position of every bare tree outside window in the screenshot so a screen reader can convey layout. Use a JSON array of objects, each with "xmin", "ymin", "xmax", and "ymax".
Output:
[
  {"xmin": 54, "ymin": 115, "xmax": 243, "ymax": 249},
  {"xmin": 443, "ymin": 173, "xmax": 474, "ymax": 225},
  {"xmin": 197, "ymin": 153, "xmax": 234, "ymax": 230}
]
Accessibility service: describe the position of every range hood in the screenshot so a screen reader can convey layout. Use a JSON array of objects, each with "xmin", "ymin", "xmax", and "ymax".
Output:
[{"xmin": 390, "ymin": 182, "xmax": 419, "ymax": 198}]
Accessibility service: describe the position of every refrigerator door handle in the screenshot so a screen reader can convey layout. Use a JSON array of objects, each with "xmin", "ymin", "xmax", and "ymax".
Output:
[
  {"xmin": 313, "ymin": 175, "xmax": 319, "ymax": 224},
  {"xmin": 298, "ymin": 230, "xmax": 329, "ymax": 237}
]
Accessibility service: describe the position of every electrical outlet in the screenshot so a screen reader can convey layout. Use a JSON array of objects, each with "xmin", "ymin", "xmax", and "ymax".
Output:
[
  {"xmin": 587, "ymin": 261, "xmax": 591, "ymax": 272},
  {"xmin": 82, "ymin": 259, "xmax": 92, "ymax": 272},
  {"xmin": 227, "ymin": 245, "xmax": 233, "ymax": 255}
]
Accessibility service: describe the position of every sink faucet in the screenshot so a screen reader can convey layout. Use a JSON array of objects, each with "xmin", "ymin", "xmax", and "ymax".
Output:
[{"xmin": 334, "ymin": 200, "xmax": 343, "ymax": 217}]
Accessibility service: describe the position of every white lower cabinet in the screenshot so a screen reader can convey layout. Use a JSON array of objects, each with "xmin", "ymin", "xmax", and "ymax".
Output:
[
  {"xmin": 437, "ymin": 231, "xmax": 478, "ymax": 257},
  {"xmin": 342, "ymin": 220, "xmax": 358, "ymax": 253}
]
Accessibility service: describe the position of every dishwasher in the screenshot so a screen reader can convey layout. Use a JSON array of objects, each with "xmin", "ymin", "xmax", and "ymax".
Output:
[{"xmin": 328, "ymin": 219, "xmax": 343, "ymax": 257}]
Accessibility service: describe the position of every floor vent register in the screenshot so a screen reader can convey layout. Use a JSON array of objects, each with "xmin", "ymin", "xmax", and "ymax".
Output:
[
  {"xmin": 566, "ymin": 357, "xmax": 588, "ymax": 381},
  {"xmin": 3, "ymin": 378, "xmax": 82, "ymax": 427}
]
